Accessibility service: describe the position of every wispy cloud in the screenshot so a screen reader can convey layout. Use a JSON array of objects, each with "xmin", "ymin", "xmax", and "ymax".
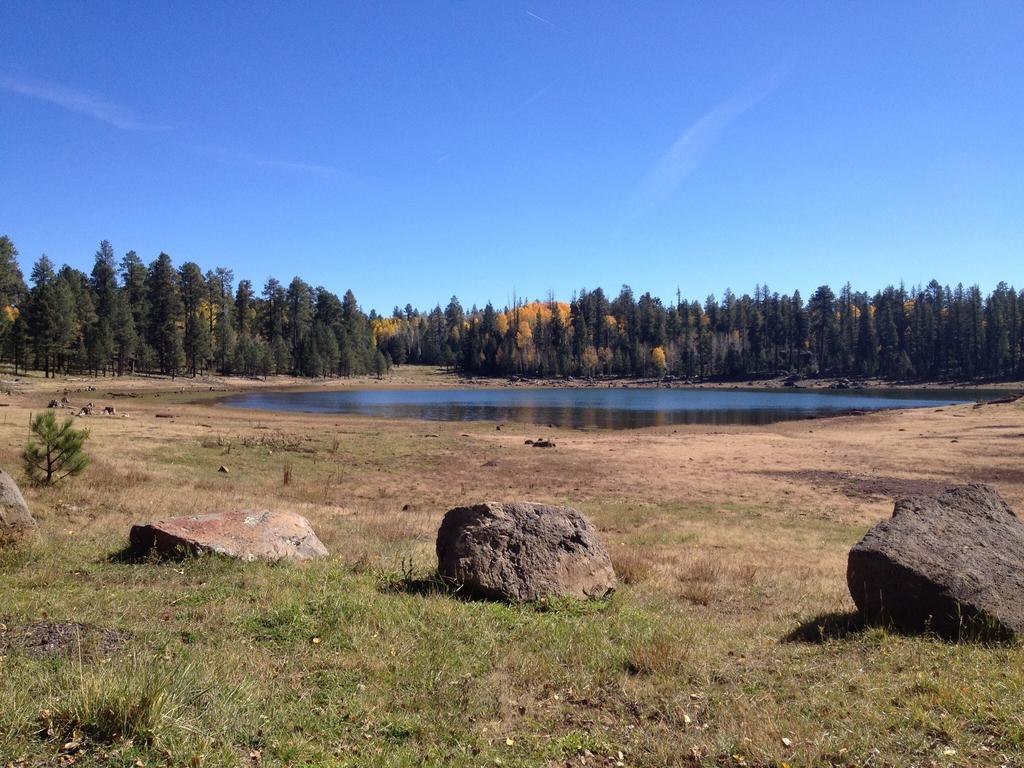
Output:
[
  {"xmin": 199, "ymin": 146, "xmax": 340, "ymax": 177},
  {"xmin": 525, "ymin": 10, "xmax": 560, "ymax": 31},
  {"xmin": 242, "ymin": 155, "xmax": 339, "ymax": 176},
  {"xmin": 628, "ymin": 68, "xmax": 786, "ymax": 219},
  {"xmin": 513, "ymin": 76, "xmax": 561, "ymax": 114},
  {"xmin": 0, "ymin": 72, "xmax": 170, "ymax": 131},
  {"xmin": 1, "ymin": 71, "xmax": 339, "ymax": 176}
]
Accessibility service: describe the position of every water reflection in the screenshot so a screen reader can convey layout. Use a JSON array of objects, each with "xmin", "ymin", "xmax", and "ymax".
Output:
[{"xmin": 218, "ymin": 387, "xmax": 993, "ymax": 429}]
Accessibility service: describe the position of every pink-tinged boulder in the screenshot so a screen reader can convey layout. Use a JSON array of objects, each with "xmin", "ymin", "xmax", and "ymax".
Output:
[
  {"xmin": 437, "ymin": 501, "xmax": 616, "ymax": 601},
  {"xmin": 0, "ymin": 468, "xmax": 35, "ymax": 545},
  {"xmin": 129, "ymin": 509, "xmax": 328, "ymax": 562}
]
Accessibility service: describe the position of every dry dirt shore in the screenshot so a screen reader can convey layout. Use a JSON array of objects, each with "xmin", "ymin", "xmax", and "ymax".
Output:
[
  {"xmin": 1, "ymin": 368, "xmax": 1023, "ymax": 767},
  {"xmin": 7, "ymin": 364, "xmax": 1019, "ymax": 396}
]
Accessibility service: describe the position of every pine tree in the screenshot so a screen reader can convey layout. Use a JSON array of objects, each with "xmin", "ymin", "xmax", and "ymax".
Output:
[
  {"xmin": 235, "ymin": 279, "xmax": 255, "ymax": 339},
  {"xmin": 89, "ymin": 240, "xmax": 118, "ymax": 375},
  {"xmin": 110, "ymin": 288, "xmax": 137, "ymax": 375},
  {"xmin": 0, "ymin": 236, "xmax": 27, "ymax": 310},
  {"xmin": 28, "ymin": 256, "xmax": 76, "ymax": 377},
  {"xmin": 179, "ymin": 262, "xmax": 211, "ymax": 376},
  {"xmin": 374, "ymin": 348, "xmax": 388, "ymax": 379},
  {"xmin": 63, "ymin": 267, "xmax": 98, "ymax": 374},
  {"xmin": 208, "ymin": 268, "xmax": 236, "ymax": 372},
  {"xmin": 146, "ymin": 253, "xmax": 185, "ymax": 376},
  {"xmin": 0, "ymin": 235, "xmax": 27, "ymax": 367},
  {"xmin": 808, "ymin": 285, "xmax": 837, "ymax": 374},
  {"xmin": 856, "ymin": 297, "xmax": 878, "ymax": 376},
  {"xmin": 120, "ymin": 251, "xmax": 151, "ymax": 370},
  {"xmin": 215, "ymin": 302, "xmax": 237, "ymax": 372},
  {"xmin": 23, "ymin": 411, "xmax": 90, "ymax": 485},
  {"xmin": 286, "ymin": 277, "xmax": 314, "ymax": 373}
]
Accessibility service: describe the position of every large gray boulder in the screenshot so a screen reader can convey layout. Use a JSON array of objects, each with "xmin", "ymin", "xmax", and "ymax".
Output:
[
  {"xmin": 129, "ymin": 509, "xmax": 328, "ymax": 562},
  {"xmin": 0, "ymin": 468, "xmax": 35, "ymax": 544},
  {"xmin": 847, "ymin": 484, "xmax": 1024, "ymax": 639},
  {"xmin": 436, "ymin": 501, "xmax": 616, "ymax": 601}
]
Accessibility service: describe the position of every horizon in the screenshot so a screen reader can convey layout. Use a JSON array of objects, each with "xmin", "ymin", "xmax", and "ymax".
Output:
[{"xmin": 2, "ymin": 2, "xmax": 1023, "ymax": 312}]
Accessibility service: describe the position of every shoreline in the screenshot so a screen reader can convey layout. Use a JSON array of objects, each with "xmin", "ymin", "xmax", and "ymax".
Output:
[
  {"xmin": 4, "ymin": 365, "xmax": 1023, "ymax": 400},
  {"xmin": 7, "ymin": 366, "xmax": 1014, "ymax": 435},
  {"xmin": 203, "ymin": 379, "xmax": 1017, "ymax": 433},
  {"xmin": 3, "ymin": 366, "xmax": 1020, "ymax": 432},
  {"xmin": 456, "ymin": 373, "xmax": 1024, "ymax": 392}
]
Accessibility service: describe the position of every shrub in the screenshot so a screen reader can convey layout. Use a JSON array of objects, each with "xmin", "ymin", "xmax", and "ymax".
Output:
[{"xmin": 23, "ymin": 411, "xmax": 90, "ymax": 485}]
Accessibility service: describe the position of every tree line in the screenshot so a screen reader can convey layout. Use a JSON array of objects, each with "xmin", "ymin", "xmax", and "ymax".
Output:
[
  {"xmin": 0, "ymin": 236, "xmax": 384, "ymax": 379},
  {"xmin": 1, "ymin": 235, "xmax": 1021, "ymax": 382},
  {"xmin": 374, "ymin": 284, "xmax": 1023, "ymax": 382}
]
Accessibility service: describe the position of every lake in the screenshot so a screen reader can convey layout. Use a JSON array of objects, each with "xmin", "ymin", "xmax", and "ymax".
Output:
[{"xmin": 216, "ymin": 386, "xmax": 998, "ymax": 429}]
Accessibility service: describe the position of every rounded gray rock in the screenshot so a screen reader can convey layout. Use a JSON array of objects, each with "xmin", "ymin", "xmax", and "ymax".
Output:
[
  {"xmin": 436, "ymin": 501, "xmax": 616, "ymax": 601},
  {"xmin": 847, "ymin": 483, "xmax": 1024, "ymax": 639},
  {"xmin": 0, "ymin": 468, "xmax": 35, "ymax": 544}
]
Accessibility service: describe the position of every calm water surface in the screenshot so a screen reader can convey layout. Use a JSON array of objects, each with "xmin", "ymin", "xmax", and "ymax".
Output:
[{"xmin": 217, "ymin": 387, "xmax": 998, "ymax": 429}]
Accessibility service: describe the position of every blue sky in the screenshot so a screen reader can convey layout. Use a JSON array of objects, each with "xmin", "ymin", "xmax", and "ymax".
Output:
[{"xmin": 1, "ymin": 1, "xmax": 1022, "ymax": 313}]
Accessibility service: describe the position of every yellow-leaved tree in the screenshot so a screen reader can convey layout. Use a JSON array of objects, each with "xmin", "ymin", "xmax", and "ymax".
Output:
[
  {"xmin": 580, "ymin": 346, "xmax": 599, "ymax": 376},
  {"xmin": 651, "ymin": 346, "xmax": 667, "ymax": 374}
]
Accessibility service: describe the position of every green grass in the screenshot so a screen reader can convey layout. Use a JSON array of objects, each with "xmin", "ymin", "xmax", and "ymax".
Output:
[
  {"xmin": 3, "ymin": 542, "xmax": 1024, "ymax": 767},
  {"xmin": 3, "ymin": 389, "xmax": 1024, "ymax": 766}
]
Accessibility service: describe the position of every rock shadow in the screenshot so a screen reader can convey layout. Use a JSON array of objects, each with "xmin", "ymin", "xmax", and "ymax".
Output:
[
  {"xmin": 378, "ymin": 571, "xmax": 538, "ymax": 604},
  {"xmin": 107, "ymin": 544, "xmax": 148, "ymax": 563},
  {"xmin": 106, "ymin": 543, "xmax": 233, "ymax": 564},
  {"xmin": 785, "ymin": 610, "xmax": 1014, "ymax": 644},
  {"xmin": 784, "ymin": 611, "xmax": 865, "ymax": 643},
  {"xmin": 378, "ymin": 571, "xmax": 462, "ymax": 599}
]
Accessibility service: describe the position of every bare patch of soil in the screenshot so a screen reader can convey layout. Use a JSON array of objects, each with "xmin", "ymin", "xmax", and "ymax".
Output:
[
  {"xmin": 764, "ymin": 469, "xmax": 955, "ymax": 500},
  {"xmin": 948, "ymin": 467, "xmax": 1024, "ymax": 485},
  {"xmin": 0, "ymin": 620, "xmax": 130, "ymax": 659}
]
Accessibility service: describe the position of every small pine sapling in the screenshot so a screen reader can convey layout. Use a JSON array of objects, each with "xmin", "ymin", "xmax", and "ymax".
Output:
[{"xmin": 23, "ymin": 411, "xmax": 90, "ymax": 485}]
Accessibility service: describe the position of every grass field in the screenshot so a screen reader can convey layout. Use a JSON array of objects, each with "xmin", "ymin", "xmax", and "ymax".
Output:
[{"xmin": 1, "ymin": 370, "xmax": 1023, "ymax": 767}]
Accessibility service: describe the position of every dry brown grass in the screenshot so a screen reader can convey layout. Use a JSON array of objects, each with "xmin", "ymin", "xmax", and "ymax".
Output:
[
  {"xmin": 1, "ymin": 369, "xmax": 1023, "ymax": 766},
  {"xmin": 609, "ymin": 545, "xmax": 654, "ymax": 585}
]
